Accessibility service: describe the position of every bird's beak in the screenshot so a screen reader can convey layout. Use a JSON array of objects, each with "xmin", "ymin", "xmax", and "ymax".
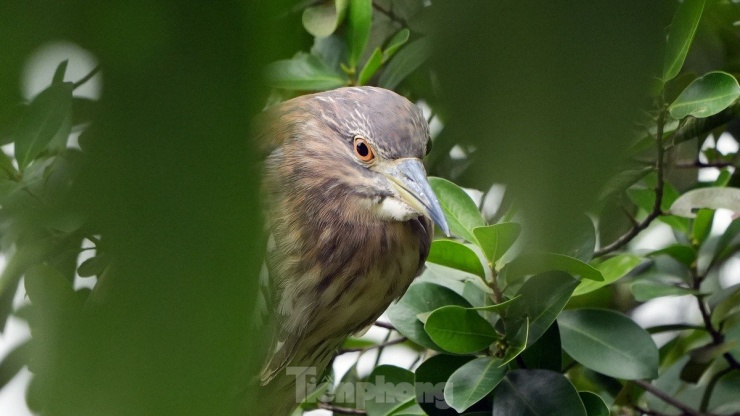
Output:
[{"xmin": 380, "ymin": 158, "xmax": 450, "ymax": 236}]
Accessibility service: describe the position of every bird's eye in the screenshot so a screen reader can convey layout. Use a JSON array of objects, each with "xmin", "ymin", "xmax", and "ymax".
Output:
[{"xmin": 354, "ymin": 137, "xmax": 375, "ymax": 162}]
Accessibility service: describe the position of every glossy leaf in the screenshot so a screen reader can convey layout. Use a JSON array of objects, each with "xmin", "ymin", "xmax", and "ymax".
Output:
[
  {"xmin": 302, "ymin": 0, "xmax": 349, "ymax": 38},
  {"xmin": 379, "ymin": 37, "xmax": 431, "ymax": 89},
  {"xmin": 521, "ymin": 322, "xmax": 561, "ymax": 372},
  {"xmin": 472, "ymin": 223, "xmax": 521, "ymax": 264},
  {"xmin": 558, "ymin": 309, "xmax": 659, "ymax": 380},
  {"xmin": 471, "ymin": 296, "xmax": 519, "ymax": 313},
  {"xmin": 424, "ymin": 306, "xmax": 497, "ymax": 354},
  {"xmin": 427, "ymin": 240, "xmax": 485, "ymax": 279},
  {"xmin": 383, "ymin": 29, "xmax": 410, "ymax": 63},
  {"xmin": 14, "ymin": 82, "xmax": 73, "ymax": 170},
  {"xmin": 649, "ymin": 244, "xmax": 696, "ymax": 266},
  {"xmin": 669, "ymin": 71, "xmax": 740, "ymax": 119},
  {"xmin": 429, "ymin": 177, "xmax": 485, "ymax": 244},
  {"xmin": 501, "ymin": 317, "xmax": 528, "ymax": 365},
  {"xmin": 364, "ymin": 365, "xmax": 415, "ymax": 416},
  {"xmin": 631, "ymin": 281, "xmax": 701, "ymax": 302},
  {"xmin": 387, "ymin": 282, "xmax": 471, "ymax": 350},
  {"xmin": 415, "ymin": 354, "xmax": 475, "ymax": 416},
  {"xmin": 506, "ymin": 252, "xmax": 603, "ymax": 282},
  {"xmin": 669, "ymin": 187, "xmax": 740, "ymax": 218},
  {"xmin": 573, "ymin": 254, "xmax": 642, "ymax": 296},
  {"xmin": 492, "ymin": 369, "xmax": 586, "ymax": 416},
  {"xmin": 507, "ymin": 272, "xmax": 578, "ymax": 348},
  {"xmin": 266, "ymin": 53, "xmax": 347, "ymax": 91},
  {"xmin": 579, "ymin": 391, "xmax": 609, "ymax": 416},
  {"xmin": 663, "ymin": 0, "xmax": 705, "ymax": 81},
  {"xmin": 358, "ymin": 47, "xmax": 382, "ymax": 85},
  {"xmin": 444, "ymin": 357, "xmax": 506, "ymax": 413},
  {"xmin": 347, "ymin": 0, "xmax": 372, "ymax": 67}
]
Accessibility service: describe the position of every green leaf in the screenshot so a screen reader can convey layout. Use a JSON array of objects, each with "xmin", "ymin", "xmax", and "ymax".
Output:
[
  {"xmin": 649, "ymin": 244, "xmax": 696, "ymax": 266},
  {"xmin": 382, "ymin": 29, "xmax": 410, "ymax": 63},
  {"xmin": 266, "ymin": 53, "xmax": 347, "ymax": 91},
  {"xmin": 415, "ymin": 354, "xmax": 475, "ymax": 416},
  {"xmin": 669, "ymin": 71, "xmax": 740, "ymax": 119},
  {"xmin": 558, "ymin": 309, "xmax": 659, "ymax": 380},
  {"xmin": 424, "ymin": 305, "xmax": 497, "ymax": 354},
  {"xmin": 347, "ymin": 0, "xmax": 372, "ymax": 68},
  {"xmin": 429, "ymin": 177, "xmax": 485, "ymax": 244},
  {"xmin": 387, "ymin": 282, "xmax": 471, "ymax": 350},
  {"xmin": 712, "ymin": 217, "xmax": 740, "ymax": 265},
  {"xmin": 24, "ymin": 264, "xmax": 80, "ymax": 317},
  {"xmin": 630, "ymin": 281, "xmax": 701, "ymax": 302},
  {"xmin": 302, "ymin": 0, "xmax": 349, "ymax": 38},
  {"xmin": 492, "ymin": 369, "xmax": 586, "ymax": 416},
  {"xmin": 711, "ymin": 285, "xmax": 740, "ymax": 327},
  {"xmin": 573, "ymin": 254, "xmax": 642, "ymax": 297},
  {"xmin": 0, "ymin": 340, "xmax": 31, "ymax": 391},
  {"xmin": 506, "ymin": 252, "xmax": 603, "ymax": 282},
  {"xmin": 470, "ymin": 295, "xmax": 519, "ymax": 313},
  {"xmin": 663, "ymin": 0, "xmax": 705, "ymax": 81},
  {"xmin": 579, "ymin": 391, "xmax": 609, "ymax": 416},
  {"xmin": 444, "ymin": 357, "xmax": 506, "ymax": 413},
  {"xmin": 501, "ymin": 317, "xmax": 528, "ymax": 365},
  {"xmin": 77, "ymin": 253, "xmax": 109, "ymax": 278},
  {"xmin": 669, "ymin": 187, "xmax": 740, "ymax": 218},
  {"xmin": 521, "ymin": 322, "xmax": 562, "ymax": 372},
  {"xmin": 691, "ymin": 208, "xmax": 714, "ymax": 245},
  {"xmin": 599, "ymin": 167, "xmax": 653, "ymax": 200},
  {"xmin": 427, "ymin": 240, "xmax": 485, "ymax": 279},
  {"xmin": 472, "ymin": 223, "xmax": 521, "ymax": 264},
  {"xmin": 379, "ymin": 37, "xmax": 431, "ymax": 89},
  {"xmin": 364, "ymin": 365, "xmax": 415, "ymax": 416},
  {"xmin": 14, "ymin": 82, "xmax": 73, "ymax": 170},
  {"xmin": 507, "ymin": 272, "xmax": 579, "ymax": 348},
  {"xmin": 358, "ymin": 47, "xmax": 382, "ymax": 85},
  {"xmin": 52, "ymin": 60, "xmax": 68, "ymax": 84}
]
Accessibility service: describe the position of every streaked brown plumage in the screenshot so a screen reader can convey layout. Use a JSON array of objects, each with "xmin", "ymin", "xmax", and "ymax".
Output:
[{"xmin": 254, "ymin": 87, "xmax": 448, "ymax": 415}]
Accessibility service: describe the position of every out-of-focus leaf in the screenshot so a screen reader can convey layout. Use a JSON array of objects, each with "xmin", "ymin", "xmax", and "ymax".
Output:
[
  {"xmin": 302, "ymin": 0, "xmax": 349, "ymax": 38},
  {"xmin": 472, "ymin": 223, "xmax": 521, "ymax": 264},
  {"xmin": 14, "ymin": 82, "xmax": 73, "ymax": 170},
  {"xmin": 382, "ymin": 29, "xmax": 410, "ymax": 63},
  {"xmin": 52, "ymin": 60, "xmax": 68, "ymax": 84},
  {"xmin": 669, "ymin": 71, "xmax": 740, "ymax": 119},
  {"xmin": 711, "ymin": 286, "xmax": 740, "ymax": 327},
  {"xmin": 492, "ymin": 370, "xmax": 586, "ymax": 416},
  {"xmin": 691, "ymin": 208, "xmax": 714, "ymax": 245},
  {"xmin": 573, "ymin": 254, "xmax": 642, "ymax": 297},
  {"xmin": 347, "ymin": 0, "xmax": 372, "ymax": 68},
  {"xmin": 415, "ymin": 354, "xmax": 475, "ymax": 416},
  {"xmin": 558, "ymin": 309, "xmax": 659, "ymax": 379},
  {"xmin": 427, "ymin": 240, "xmax": 485, "ymax": 279},
  {"xmin": 77, "ymin": 253, "xmax": 109, "ymax": 278},
  {"xmin": 424, "ymin": 305, "xmax": 497, "ymax": 354},
  {"xmin": 266, "ymin": 53, "xmax": 347, "ymax": 91},
  {"xmin": 505, "ymin": 252, "xmax": 603, "ymax": 282},
  {"xmin": 649, "ymin": 244, "xmax": 696, "ymax": 266},
  {"xmin": 24, "ymin": 264, "xmax": 80, "ymax": 317},
  {"xmin": 387, "ymin": 282, "xmax": 471, "ymax": 351},
  {"xmin": 364, "ymin": 365, "xmax": 415, "ymax": 416},
  {"xmin": 71, "ymin": 97, "xmax": 97, "ymax": 127},
  {"xmin": 0, "ymin": 340, "xmax": 30, "ymax": 390},
  {"xmin": 663, "ymin": 0, "xmax": 705, "ymax": 81},
  {"xmin": 630, "ymin": 281, "xmax": 701, "ymax": 302},
  {"xmin": 712, "ymin": 218, "xmax": 740, "ymax": 264},
  {"xmin": 599, "ymin": 166, "xmax": 653, "ymax": 200},
  {"xmin": 669, "ymin": 187, "xmax": 740, "ymax": 218},
  {"xmin": 579, "ymin": 391, "xmax": 609, "ymax": 416},
  {"xmin": 429, "ymin": 177, "xmax": 485, "ymax": 244},
  {"xmin": 444, "ymin": 357, "xmax": 506, "ymax": 413},
  {"xmin": 358, "ymin": 47, "xmax": 383, "ymax": 85},
  {"xmin": 379, "ymin": 37, "xmax": 431, "ymax": 89}
]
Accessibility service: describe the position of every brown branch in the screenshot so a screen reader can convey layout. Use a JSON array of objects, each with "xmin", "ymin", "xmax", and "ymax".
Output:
[
  {"xmin": 318, "ymin": 402, "xmax": 368, "ymax": 415},
  {"xmin": 373, "ymin": 321, "xmax": 395, "ymax": 330},
  {"xmin": 633, "ymin": 380, "xmax": 703, "ymax": 416}
]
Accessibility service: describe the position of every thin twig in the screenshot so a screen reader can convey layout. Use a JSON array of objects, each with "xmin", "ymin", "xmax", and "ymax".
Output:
[
  {"xmin": 700, "ymin": 366, "xmax": 735, "ymax": 413},
  {"xmin": 674, "ymin": 160, "xmax": 735, "ymax": 169},
  {"xmin": 372, "ymin": 2, "xmax": 407, "ymax": 27},
  {"xmin": 338, "ymin": 337, "xmax": 407, "ymax": 354},
  {"xmin": 73, "ymin": 65, "xmax": 101, "ymax": 89},
  {"xmin": 633, "ymin": 380, "xmax": 703, "ymax": 416},
  {"xmin": 373, "ymin": 321, "xmax": 395, "ymax": 330},
  {"xmin": 318, "ymin": 402, "xmax": 368, "ymax": 415}
]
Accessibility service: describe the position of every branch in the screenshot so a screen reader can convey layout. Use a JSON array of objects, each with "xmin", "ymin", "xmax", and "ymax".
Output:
[
  {"xmin": 73, "ymin": 65, "xmax": 101, "ymax": 90},
  {"xmin": 633, "ymin": 380, "xmax": 703, "ymax": 416},
  {"xmin": 373, "ymin": 321, "xmax": 395, "ymax": 330},
  {"xmin": 674, "ymin": 160, "xmax": 736, "ymax": 169},
  {"xmin": 372, "ymin": 2, "xmax": 407, "ymax": 27},
  {"xmin": 318, "ymin": 402, "xmax": 368, "ymax": 415}
]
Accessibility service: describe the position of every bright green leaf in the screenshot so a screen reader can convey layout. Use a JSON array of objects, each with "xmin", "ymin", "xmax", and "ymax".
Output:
[
  {"xmin": 663, "ymin": 0, "xmax": 705, "ymax": 81},
  {"xmin": 691, "ymin": 208, "xmax": 714, "ymax": 244},
  {"xmin": 492, "ymin": 369, "xmax": 586, "ymax": 416},
  {"xmin": 472, "ymin": 223, "xmax": 521, "ymax": 264},
  {"xmin": 379, "ymin": 37, "xmax": 431, "ymax": 89},
  {"xmin": 266, "ymin": 53, "xmax": 347, "ymax": 91},
  {"xmin": 506, "ymin": 252, "xmax": 603, "ymax": 282},
  {"xmin": 14, "ymin": 82, "xmax": 73, "ymax": 171},
  {"xmin": 429, "ymin": 177, "xmax": 485, "ymax": 244},
  {"xmin": 669, "ymin": 71, "xmax": 740, "ymax": 119},
  {"xmin": 573, "ymin": 254, "xmax": 642, "ymax": 297},
  {"xmin": 579, "ymin": 391, "xmax": 609, "ymax": 416},
  {"xmin": 302, "ymin": 0, "xmax": 349, "ymax": 38},
  {"xmin": 347, "ymin": 0, "xmax": 372, "ymax": 68},
  {"xmin": 427, "ymin": 240, "xmax": 485, "ymax": 279},
  {"xmin": 631, "ymin": 280, "xmax": 701, "ymax": 302},
  {"xmin": 387, "ymin": 282, "xmax": 471, "ymax": 351},
  {"xmin": 649, "ymin": 244, "xmax": 696, "ymax": 266},
  {"xmin": 382, "ymin": 29, "xmax": 410, "ymax": 63},
  {"xmin": 444, "ymin": 357, "xmax": 506, "ymax": 413},
  {"xmin": 669, "ymin": 187, "xmax": 740, "ymax": 218},
  {"xmin": 358, "ymin": 47, "xmax": 382, "ymax": 85},
  {"xmin": 424, "ymin": 305, "xmax": 497, "ymax": 354},
  {"xmin": 558, "ymin": 309, "xmax": 659, "ymax": 380}
]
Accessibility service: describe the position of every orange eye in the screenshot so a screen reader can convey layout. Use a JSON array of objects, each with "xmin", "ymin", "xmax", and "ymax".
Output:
[{"xmin": 354, "ymin": 137, "xmax": 375, "ymax": 162}]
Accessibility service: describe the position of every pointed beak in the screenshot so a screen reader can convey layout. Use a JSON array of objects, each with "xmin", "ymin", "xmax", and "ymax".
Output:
[{"xmin": 379, "ymin": 158, "xmax": 450, "ymax": 236}]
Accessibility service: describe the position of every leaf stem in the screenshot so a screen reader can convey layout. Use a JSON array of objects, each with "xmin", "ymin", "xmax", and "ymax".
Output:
[{"xmin": 633, "ymin": 379, "xmax": 703, "ymax": 416}]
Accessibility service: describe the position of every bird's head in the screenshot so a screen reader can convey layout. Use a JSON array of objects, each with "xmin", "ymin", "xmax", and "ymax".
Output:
[{"xmin": 258, "ymin": 87, "xmax": 449, "ymax": 236}]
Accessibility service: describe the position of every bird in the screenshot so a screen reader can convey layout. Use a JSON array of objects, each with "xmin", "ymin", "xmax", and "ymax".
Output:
[{"xmin": 252, "ymin": 86, "xmax": 449, "ymax": 415}]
